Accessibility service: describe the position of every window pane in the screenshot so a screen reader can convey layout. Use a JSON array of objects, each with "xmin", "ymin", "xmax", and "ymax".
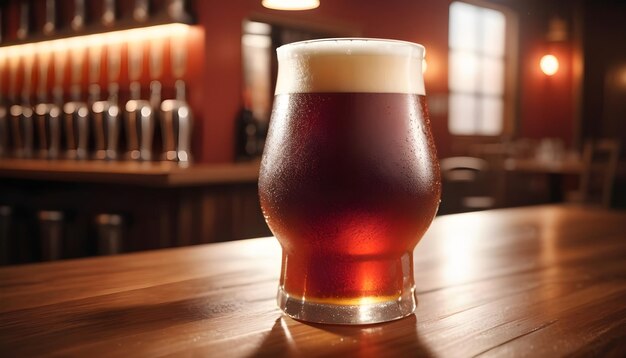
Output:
[
  {"xmin": 449, "ymin": 2, "xmax": 479, "ymax": 51},
  {"xmin": 449, "ymin": 50, "xmax": 479, "ymax": 92},
  {"xmin": 480, "ymin": 56, "xmax": 504, "ymax": 95},
  {"xmin": 479, "ymin": 96, "xmax": 503, "ymax": 135},
  {"xmin": 480, "ymin": 8, "xmax": 506, "ymax": 57},
  {"xmin": 449, "ymin": 93, "xmax": 477, "ymax": 135}
]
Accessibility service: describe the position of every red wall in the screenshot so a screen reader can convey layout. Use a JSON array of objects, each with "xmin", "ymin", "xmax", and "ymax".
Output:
[{"xmin": 517, "ymin": 1, "xmax": 577, "ymax": 147}]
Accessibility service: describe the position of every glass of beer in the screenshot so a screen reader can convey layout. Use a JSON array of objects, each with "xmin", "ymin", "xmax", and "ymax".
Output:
[{"xmin": 259, "ymin": 38, "xmax": 440, "ymax": 324}]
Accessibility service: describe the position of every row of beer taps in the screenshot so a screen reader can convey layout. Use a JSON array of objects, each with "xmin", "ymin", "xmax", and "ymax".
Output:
[{"xmin": 0, "ymin": 27, "xmax": 193, "ymax": 163}]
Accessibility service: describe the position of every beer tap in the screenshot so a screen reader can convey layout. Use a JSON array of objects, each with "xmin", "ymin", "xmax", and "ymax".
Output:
[
  {"xmin": 160, "ymin": 32, "xmax": 192, "ymax": 164},
  {"xmin": 63, "ymin": 44, "xmax": 89, "ymax": 160},
  {"xmin": 34, "ymin": 45, "xmax": 61, "ymax": 159},
  {"xmin": 124, "ymin": 40, "xmax": 154, "ymax": 161},
  {"xmin": 161, "ymin": 81, "xmax": 192, "ymax": 163},
  {"xmin": 93, "ymin": 42, "xmax": 121, "ymax": 161},
  {"xmin": 149, "ymin": 38, "xmax": 164, "ymax": 157},
  {"xmin": 9, "ymin": 45, "xmax": 35, "ymax": 158}
]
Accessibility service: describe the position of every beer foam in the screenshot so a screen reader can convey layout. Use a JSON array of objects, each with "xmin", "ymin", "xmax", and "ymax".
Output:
[{"xmin": 275, "ymin": 38, "xmax": 425, "ymax": 95}]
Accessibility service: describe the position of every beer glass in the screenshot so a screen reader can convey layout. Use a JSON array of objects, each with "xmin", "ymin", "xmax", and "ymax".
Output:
[{"xmin": 259, "ymin": 38, "xmax": 440, "ymax": 324}]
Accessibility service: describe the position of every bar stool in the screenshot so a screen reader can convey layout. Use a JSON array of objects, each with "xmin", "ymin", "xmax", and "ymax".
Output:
[
  {"xmin": 95, "ymin": 214, "xmax": 124, "ymax": 255},
  {"xmin": 38, "ymin": 210, "xmax": 64, "ymax": 261}
]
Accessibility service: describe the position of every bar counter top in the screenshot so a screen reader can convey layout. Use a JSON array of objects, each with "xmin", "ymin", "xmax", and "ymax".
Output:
[
  {"xmin": 0, "ymin": 158, "xmax": 261, "ymax": 187},
  {"xmin": 1, "ymin": 204, "xmax": 626, "ymax": 356}
]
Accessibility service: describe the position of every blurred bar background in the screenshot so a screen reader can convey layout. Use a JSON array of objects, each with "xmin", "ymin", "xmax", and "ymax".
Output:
[{"xmin": 0, "ymin": 0, "xmax": 625, "ymax": 264}]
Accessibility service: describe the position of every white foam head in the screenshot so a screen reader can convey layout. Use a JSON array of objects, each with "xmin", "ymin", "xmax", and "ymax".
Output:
[{"xmin": 275, "ymin": 38, "xmax": 425, "ymax": 95}]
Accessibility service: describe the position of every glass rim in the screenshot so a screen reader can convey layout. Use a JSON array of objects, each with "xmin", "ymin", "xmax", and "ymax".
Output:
[{"xmin": 277, "ymin": 37, "xmax": 426, "ymax": 59}]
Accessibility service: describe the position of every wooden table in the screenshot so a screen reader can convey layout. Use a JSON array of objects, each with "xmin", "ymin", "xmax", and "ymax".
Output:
[{"xmin": 1, "ymin": 205, "xmax": 625, "ymax": 356}]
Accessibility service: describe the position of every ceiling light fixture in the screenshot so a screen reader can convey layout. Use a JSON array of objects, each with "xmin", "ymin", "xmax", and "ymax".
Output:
[{"xmin": 262, "ymin": 0, "xmax": 320, "ymax": 11}]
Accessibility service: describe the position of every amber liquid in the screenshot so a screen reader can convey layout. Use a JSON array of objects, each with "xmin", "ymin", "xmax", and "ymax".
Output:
[{"xmin": 259, "ymin": 93, "xmax": 440, "ymax": 304}]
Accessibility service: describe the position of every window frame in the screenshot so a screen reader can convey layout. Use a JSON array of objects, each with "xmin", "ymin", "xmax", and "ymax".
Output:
[{"xmin": 447, "ymin": 0, "xmax": 518, "ymax": 140}]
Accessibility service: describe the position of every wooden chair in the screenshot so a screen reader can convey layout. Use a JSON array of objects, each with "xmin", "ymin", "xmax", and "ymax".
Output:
[
  {"xmin": 574, "ymin": 139, "xmax": 621, "ymax": 208},
  {"xmin": 439, "ymin": 156, "xmax": 497, "ymax": 214}
]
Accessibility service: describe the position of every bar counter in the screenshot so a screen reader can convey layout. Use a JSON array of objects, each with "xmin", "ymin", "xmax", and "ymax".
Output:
[
  {"xmin": 1, "ymin": 204, "xmax": 625, "ymax": 356},
  {"xmin": 0, "ymin": 159, "xmax": 261, "ymax": 187}
]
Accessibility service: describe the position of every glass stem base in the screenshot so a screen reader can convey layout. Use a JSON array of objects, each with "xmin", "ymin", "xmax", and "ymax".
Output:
[{"xmin": 277, "ymin": 284, "xmax": 417, "ymax": 325}]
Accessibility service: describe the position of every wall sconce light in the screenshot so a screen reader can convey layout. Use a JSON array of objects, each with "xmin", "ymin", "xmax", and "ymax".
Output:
[
  {"xmin": 262, "ymin": 0, "xmax": 320, "ymax": 10},
  {"xmin": 540, "ymin": 54, "xmax": 559, "ymax": 76}
]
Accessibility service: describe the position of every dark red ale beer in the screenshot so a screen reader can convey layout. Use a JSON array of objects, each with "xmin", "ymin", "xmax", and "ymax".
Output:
[{"xmin": 259, "ymin": 39, "xmax": 440, "ymax": 324}]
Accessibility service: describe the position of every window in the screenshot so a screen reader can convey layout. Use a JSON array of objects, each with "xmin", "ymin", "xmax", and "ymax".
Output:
[{"xmin": 448, "ymin": 2, "xmax": 507, "ymax": 136}]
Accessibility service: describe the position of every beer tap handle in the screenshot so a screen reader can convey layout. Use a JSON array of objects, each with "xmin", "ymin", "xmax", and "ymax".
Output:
[
  {"xmin": 177, "ymin": 104, "xmax": 192, "ymax": 163},
  {"xmin": 35, "ymin": 102, "xmax": 61, "ymax": 159},
  {"xmin": 48, "ymin": 106, "xmax": 61, "ymax": 159},
  {"xmin": 76, "ymin": 105, "xmax": 89, "ymax": 159},
  {"xmin": 92, "ymin": 102, "xmax": 106, "ymax": 159},
  {"xmin": 160, "ymin": 103, "xmax": 176, "ymax": 160},
  {"xmin": 63, "ymin": 103, "xmax": 77, "ymax": 158},
  {"xmin": 35, "ymin": 104, "xmax": 48, "ymax": 158},
  {"xmin": 106, "ymin": 102, "xmax": 120, "ymax": 160},
  {"xmin": 139, "ymin": 104, "xmax": 154, "ymax": 161},
  {"xmin": 21, "ymin": 107, "xmax": 34, "ymax": 158},
  {"xmin": 124, "ymin": 100, "xmax": 140, "ymax": 160}
]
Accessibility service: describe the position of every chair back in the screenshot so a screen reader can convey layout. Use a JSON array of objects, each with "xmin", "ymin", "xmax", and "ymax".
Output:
[
  {"xmin": 439, "ymin": 156, "xmax": 496, "ymax": 214},
  {"xmin": 579, "ymin": 139, "xmax": 620, "ymax": 207}
]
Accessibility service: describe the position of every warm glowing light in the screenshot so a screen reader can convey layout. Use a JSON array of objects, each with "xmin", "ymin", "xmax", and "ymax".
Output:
[
  {"xmin": 540, "ymin": 54, "xmax": 559, "ymax": 76},
  {"xmin": 262, "ymin": 0, "xmax": 319, "ymax": 10},
  {"xmin": 0, "ymin": 24, "xmax": 191, "ymax": 63},
  {"xmin": 422, "ymin": 59, "xmax": 427, "ymax": 74}
]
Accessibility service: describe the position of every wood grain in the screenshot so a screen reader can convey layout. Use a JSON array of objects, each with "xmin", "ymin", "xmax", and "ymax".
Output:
[
  {"xmin": 0, "ymin": 159, "xmax": 260, "ymax": 187},
  {"xmin": 1, "ymin": 205, "xmax": 625, "ymax": 357}
]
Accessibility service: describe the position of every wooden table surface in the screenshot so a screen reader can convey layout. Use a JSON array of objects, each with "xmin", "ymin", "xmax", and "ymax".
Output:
[
  {"xmin": 1, "ymin": 204, "xmax": 625, "ymax": 357},
  {"xmin": 0, "ymin": 159, "xmax": 260, "ymax": 187}
]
